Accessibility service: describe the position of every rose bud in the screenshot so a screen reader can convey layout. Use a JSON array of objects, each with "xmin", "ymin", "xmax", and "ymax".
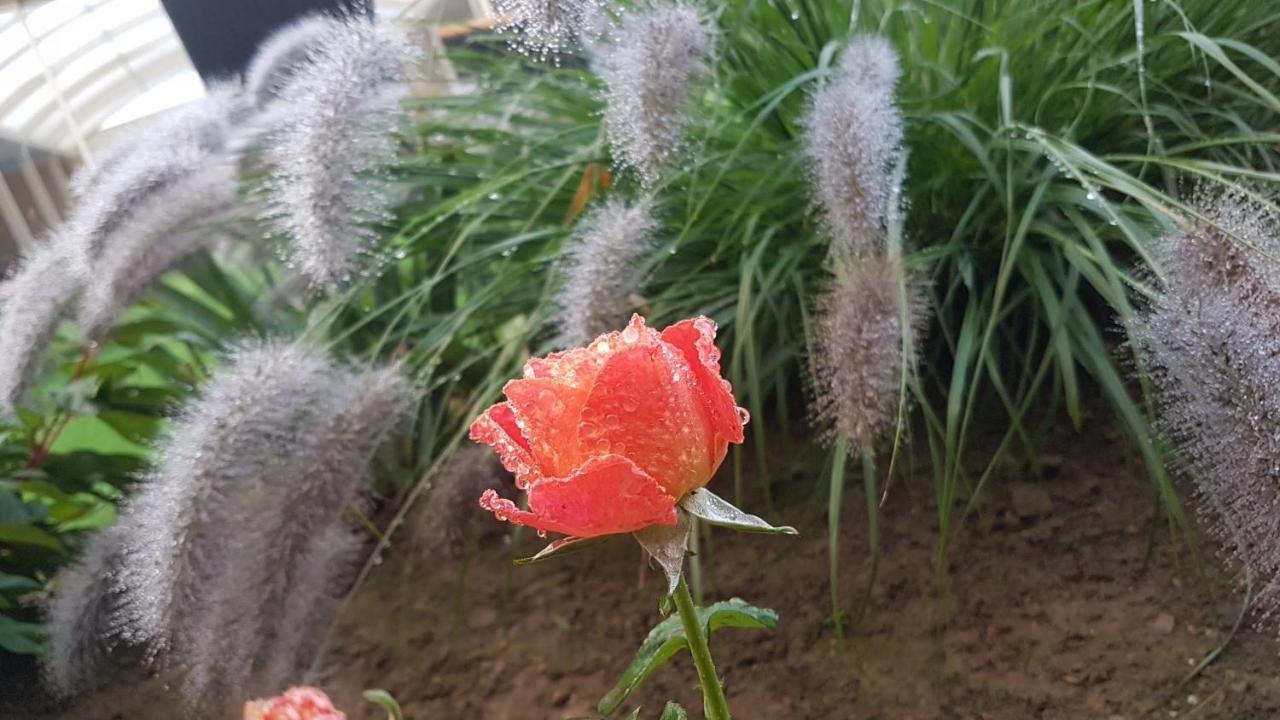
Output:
[
  {"xmin": 471, "ymin": 314, "xmax": 747, "ymax": 538},
  {"xmin": 243, "ymin": 686, "xmax": 347, "ymax": 720}
]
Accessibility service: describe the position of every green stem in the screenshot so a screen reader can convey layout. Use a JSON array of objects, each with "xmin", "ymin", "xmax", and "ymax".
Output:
[
  {"xmin": 672, "ymin": 578, "xmax": 732, "ymax": 720},
  {"xmin": 828, "ymin": 436, "xmax": 850, "ymax": 644}
]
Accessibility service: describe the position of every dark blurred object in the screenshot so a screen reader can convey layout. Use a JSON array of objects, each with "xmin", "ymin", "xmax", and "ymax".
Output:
[{"xmin": 159, "ymin": 0, "xmax": 372, "ymax": 82}]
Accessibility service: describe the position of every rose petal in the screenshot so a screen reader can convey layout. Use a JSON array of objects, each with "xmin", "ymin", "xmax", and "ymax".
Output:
[
  {"xmin": 523, "ymin": 345, "xmax": 605, "ymax": 390},
  {"xmin": 660, "ymin": 316, "xmax": 746, "ymax": 445},
  {"xmin": 479, "ymin": 455, "xmax": 677, "ymax": 537},
  {"xmin": 502, "ymin": 377, "xmax": 590, "ymax": 477},
  {"xmin": 244, "ymin": 687, "xmax": 346, "ymax": 720},
  {"xmin": 469, "ymin": 402, "xmax": 539, "ymax": 489},
  {"xmin": 578, "ymin": 318, "xmax": 716, "ymax": 499}
]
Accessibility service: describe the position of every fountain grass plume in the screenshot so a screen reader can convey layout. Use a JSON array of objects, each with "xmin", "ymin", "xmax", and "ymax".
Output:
[
  {"xmin": 598, "ymin": 2, "xmax": 716, "ymax": 187},
  {"xmin": 65, "ymin": 84, "xmax": 246, "ymax": 261},
  {"xmin": 43, "ymin": 526, "xmax": 131, "ymax": 697},
  {"xmin": 555, "ymin": 198, "xmax": 657, "ymax": 347},
  {"xmin": 809, "ymin": 254, "xmax": 925, "ymax": 450},
  {"xmin": 76, "ymin": 156, "xmax": 240, "ymax": 341},
  {"xmin": 181, "ymin": 360, "xmax": 414, "ymax": 703},
  {"xmin": 412, "ymin": 444, "xmax": 508, "ymax": 558},
  {"xmin": 801, "ymin": 36, "xmax": 904, "ymax": 260},
  {"xmin": 102, "ymin": 340, "xmax": 414, "ymax": 706},
  {"xmin": 1130, "ymin": 190, "xmax": 1280, "ymax": 619},
  {"xmin": 493, "ymin": 0, "xmax": 617, "ymax": 61},
  {"xmin": 0, "ymin": 234, "xmax": 88, "ymax": 420},
  {"xmin": 244, "ymin": 13, "xmax": 342, "ymax": 107},
  {"xmin": 256, "ymin": 521, "xmax": 365, "ymax": 690},
  {"xmin": 261, "ymin": 15, "xmax": 418, "ymax": 288}
]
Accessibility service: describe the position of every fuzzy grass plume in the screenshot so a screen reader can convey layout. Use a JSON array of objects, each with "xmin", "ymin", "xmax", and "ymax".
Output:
[
  {"xmin": 244, "ymin": 13, "xmax": 342, "ymax": 107},
  {"xmin": 76, "ymin": 158, "xmax": 240, "ymax": 341},
  {"xmin": 44, "ymin": 526, "xmax": 131, "ymax": 697},
  {"xmin": 801, "ymin": 36, "xmax": 904, "ymax": 260},
  {"xmin": 65, "ymin": 85, "xmax": 246, "ymax": 261},
  {"xmin": 809, "ymin": 255, "xmax": 924, "ymax": 450},
  {"xmin": 493, "ymin": 0, "xmax": 615, "ymax": 60},
  {"xmin": 598, "ymin": 2, "xmax": 715, "ymax": 186},
  {"xmin": 0, "ymin": 235, "xmax": 88, "ymax": 420},
  {"xmin": 411, "ymin": 445, "xmax": 508, "ymax": 558},
  {"xmin": 1130, "ymin": 191, "xmax": 1280, "ymax": 618},
  {"xmin": 83, "ymin": 341, "xmax": 415, "ymax": 706},
  {"xmin": 261, "ymin": 16, "xmax": 417, "ymax": 288},
  {"xmin": 555, "ymin": 198, "xmax": 657, "ymax": 346}
]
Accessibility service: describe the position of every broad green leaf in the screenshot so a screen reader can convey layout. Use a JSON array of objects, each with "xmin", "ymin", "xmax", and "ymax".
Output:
[
  {"xmin": 598, "ymin": 598, "xmax": 778, "ymax": 716},
  {"xmin": 56, "ymin": 500, "xmax": 117, "ymax": 533},
  {"xmin": 0, "ymin": 614, "xmax": 46, "ymax": 654},
  {"xmin": 679, "ymin": 489, "xmax": 797, "ymax": 536},
  {"xmin": 0, "ymin": 573, "xmax": 42, "ymax": 595},
  {"xmin": 0, "ymin": 523, "xmax": 64, "ymax": 553},
  {"xmin": 0, "ymin": 491, "xmax": 45, "ymax": 524},
  {"xmin": 95, "ymin": 410, "xmax": 164, "ymax": 445}
]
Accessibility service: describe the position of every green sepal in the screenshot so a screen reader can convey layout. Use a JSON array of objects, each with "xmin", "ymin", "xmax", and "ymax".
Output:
[{"xmin": 679, "ymin": 488, "xmax": 797, "ymax": 536}]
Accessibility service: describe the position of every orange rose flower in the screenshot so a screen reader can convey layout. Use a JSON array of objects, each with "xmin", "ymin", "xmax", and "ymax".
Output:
[
  {"xmin": 472, "ymin": 314, "xmax": 747, "ymax": 538},
  {"xmin": 243, "ymin": 686, "xmax": 347, "ymax": 720}
]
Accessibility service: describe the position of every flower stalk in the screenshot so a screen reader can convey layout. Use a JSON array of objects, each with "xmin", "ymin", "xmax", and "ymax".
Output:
[{"xmin": 672, "ymin": 578, "xmax": 732, "ymax": 720}]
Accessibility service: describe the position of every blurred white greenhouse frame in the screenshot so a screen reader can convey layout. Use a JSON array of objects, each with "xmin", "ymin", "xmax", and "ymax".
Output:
[{"xmin": 0, "ymin": 0, "xmax": 489, "ymax": 255}]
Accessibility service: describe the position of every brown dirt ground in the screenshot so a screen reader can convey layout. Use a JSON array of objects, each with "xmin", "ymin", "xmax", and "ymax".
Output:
[
  {"xmin": 310, "ymin": 422, "xmax": 1280, "ymax": 720},
  {"xmin": 20, "ymin": 420, "xmax": 1280, "ymax": 719}
]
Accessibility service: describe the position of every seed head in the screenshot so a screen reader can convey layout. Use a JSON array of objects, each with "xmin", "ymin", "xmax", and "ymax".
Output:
[
  {"xmin": 555, "ymin": 199, "xmax": 657, "ymax": 347},
  {"xmin": 801, "ymin": 36, "xmax": 904, "ymax": 259},
  {"xmin": 411, "ymin": 444, "xmax": 508, "ymax": 558},
  {"xmin": 261, "ymin": 16, "xmax": 418, "ymax": 288},
  {"xmin": 244, "ymin": 13, "xmax": 343, "ymax": 107},
  {"xmin": 66, "ymin": 85, "xmax": 246, "ymax": 261},
  {"xmin": 493, "ymin": 0, "xmax": 616, "ymax": 61},
  {"xmin": 76, "ymin": 157, "xmax": 239, "ymax": 341},
  {"xmin": 44, "ymin": 526, "xmax": 132, "ymax": 697},
  {"xmin": 95, "ymin": 341, "xmax": 414, "ymax": 706},
  {"xmin": 0, "ymin": 234, "xmax": 88, "ymax": 420},
  {"xmin": 1130, "ymin": 190, "xmax": 1280, "ymax": 620},
  {"xmin": 598, "ymin": 2, "xmax": 716, "ymax": 187},
  {"xmin": 809, "ymin": 254, "xmax": 925, "ymax": 450}
]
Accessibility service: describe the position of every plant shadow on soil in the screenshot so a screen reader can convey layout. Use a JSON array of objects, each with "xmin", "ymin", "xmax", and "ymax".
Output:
[{"xmin": 25, "ymin": 417, "xmax": 1280, "ymax": 719}]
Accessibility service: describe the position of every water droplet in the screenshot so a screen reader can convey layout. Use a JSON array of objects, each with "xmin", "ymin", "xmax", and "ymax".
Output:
[{"xmin": 737, "ymin": 407, "xmax": 751, "ymax": 425}]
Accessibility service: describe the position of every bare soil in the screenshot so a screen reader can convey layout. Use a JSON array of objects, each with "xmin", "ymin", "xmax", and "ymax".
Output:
[
  {"xmin": 20, "ymin": 421, "xmax": 1280, "ymax": 719},
  {"xmin": 313, "ymin": 423, "xmax": 1280, "ymax": 720}
]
